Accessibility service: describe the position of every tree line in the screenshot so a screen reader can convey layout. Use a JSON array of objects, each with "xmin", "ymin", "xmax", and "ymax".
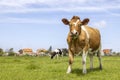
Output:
[{"xmin": 0, "ymin": 48, "xmax": 16, "ymax": 56}]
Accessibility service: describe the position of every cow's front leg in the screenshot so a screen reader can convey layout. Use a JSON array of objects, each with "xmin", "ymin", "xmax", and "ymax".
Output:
[
  {"xmin": 82, "ymin": 50, "xmax": 88, "ymax": 74},
  {"xmin": 67, "ymin": 50, "xmax": 74, "ymax": 73}
]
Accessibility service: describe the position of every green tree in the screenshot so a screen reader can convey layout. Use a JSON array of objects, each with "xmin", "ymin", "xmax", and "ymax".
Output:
[
  {"xmin": 0, "ymin": 48, "xmax": 4, "ymax": 56},
  {"xmin": 48, "ymin": 46, "xmax": 52, "ymax": 52},
  {"xmin": 8, "ymin": 48, "xmax": 15, "ymax": 56},
  {"xmin": 18, "ymin": 49, "xmax": 23, "ymax": 54}
]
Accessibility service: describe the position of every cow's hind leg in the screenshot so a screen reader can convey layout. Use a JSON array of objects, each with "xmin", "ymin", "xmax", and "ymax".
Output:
[
  {"xmin": 89, "ymin": 54, "xmax": 93, "ymax": 70},
  {"xmin": 88, "ymin": 49, "xmax": 93, "ymax": 70},
  {"xmin": 97, "ymin": 50, "xmax": 102, "ymax": 70},
  {"xmin": 67, "ymin": 50, "xmax": 74, "ymax": 73}
]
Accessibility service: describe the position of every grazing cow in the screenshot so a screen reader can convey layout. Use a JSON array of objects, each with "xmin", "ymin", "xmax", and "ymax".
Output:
[
  {"xmin": 62, "ymin": 16, "xmax": 102, "ymax": 74},
  {"xmin": 51, "ymin": 49, "xmax": 62, "ymax": 59}
]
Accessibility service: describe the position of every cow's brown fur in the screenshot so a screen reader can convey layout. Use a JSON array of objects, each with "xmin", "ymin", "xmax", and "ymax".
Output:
[{"xmin": 62, "ymin": 16, "xmax": 102, "ymax": 74}]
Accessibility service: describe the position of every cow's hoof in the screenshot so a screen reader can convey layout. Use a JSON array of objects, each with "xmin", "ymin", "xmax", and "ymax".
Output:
[
  {"xmin": 83, "ymin": 70, "xmax": 87, "ymax": 74},
  {"xmin": 66, "ymin": 70, "xmax": 71, "ymax": 74},
  {"xmin": 66, "ymin": 69, "xmax": 71, "ymax": 74}
]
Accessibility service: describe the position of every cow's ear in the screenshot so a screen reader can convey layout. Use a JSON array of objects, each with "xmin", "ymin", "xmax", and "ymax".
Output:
[
  {"xmin": 82, "ymin": 18, "xmax": 89, "ymax": 25},
  {"xmin": 62, "ymin": 18, "xmax": 69, "ymax": 25}
]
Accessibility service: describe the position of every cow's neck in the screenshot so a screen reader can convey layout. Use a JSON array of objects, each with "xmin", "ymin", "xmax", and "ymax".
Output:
[{"xmin": 81, "ymin": 25, "xmax": 89, "ymax": 43}]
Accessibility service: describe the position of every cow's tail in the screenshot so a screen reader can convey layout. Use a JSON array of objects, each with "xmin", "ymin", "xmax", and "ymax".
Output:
[
  {"xmin": 97, "ymin": 42, "xmax": 102, "ymax": 57},
  {"xmin": 97, "ymin": 42, "xmax": 103, "ymax": 70}
]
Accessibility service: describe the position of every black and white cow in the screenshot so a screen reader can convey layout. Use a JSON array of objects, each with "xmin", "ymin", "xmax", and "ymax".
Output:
[{"xmin": 51, "ymin": 49, "xmax": 62, "ymax": 59}]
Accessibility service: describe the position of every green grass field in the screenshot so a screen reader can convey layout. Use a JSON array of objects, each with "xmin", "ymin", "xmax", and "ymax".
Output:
[{"xmin": 0, "ymin": 56, "xmax": 120, "ymax": 80}]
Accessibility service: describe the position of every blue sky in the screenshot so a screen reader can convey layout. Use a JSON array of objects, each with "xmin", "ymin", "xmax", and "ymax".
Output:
[{"xmin": 0, "ymin": 0, "xmax": 120, "ymax": 52}]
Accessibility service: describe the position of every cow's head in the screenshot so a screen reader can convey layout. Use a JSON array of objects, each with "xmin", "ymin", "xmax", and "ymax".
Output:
[{"xmin": 62, "ymin": 16, "xmax": 89, "ymax": 39}]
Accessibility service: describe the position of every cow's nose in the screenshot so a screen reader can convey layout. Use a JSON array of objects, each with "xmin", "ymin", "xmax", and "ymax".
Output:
[{"xmin": 71, "ymin": 30, "xmax": 78, "ymax": 35}]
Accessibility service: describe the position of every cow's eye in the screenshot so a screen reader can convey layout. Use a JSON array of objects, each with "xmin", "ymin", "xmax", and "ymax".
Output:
[
  {"xmin": 78, "ymin": 24, "xmax": 82, "ymax": 27},
  {"xmin": 69, "ymin": 24, "xmax": 72, "ymax": 27}
]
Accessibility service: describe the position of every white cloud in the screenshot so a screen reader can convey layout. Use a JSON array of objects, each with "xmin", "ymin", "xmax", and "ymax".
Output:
[
  {"xmin": 0, "ymin": 0, "xmax": 36, "ymax": 7},
  {"xmin": 0, "ymin": 0, "xmax": 119, "ymax": 24},
  {"xmin": 0, "ymin": 0, "xmax": 120, "ymax": 14},
  {"xmin": 1, "ymin": 7, "xmax": 105, "ymax": 14},
  {"xmin": 0, "ymin": 17, "xmax": 57, "ymax": 24},
  {"xmin": 105, "ymin": 10, "xmax": 120, "ymax": 16},
  {"xmin": 92, "ymin": 20, "xmax": 107, "ymax": 28}
]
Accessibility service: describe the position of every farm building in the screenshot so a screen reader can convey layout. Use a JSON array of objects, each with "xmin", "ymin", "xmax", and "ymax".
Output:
[
  {"xmin": 18, "ymin": 48, "xmax": 33, "ymax": 55},
  {"xmin": 36, "ymin": 48, "xmax": 48, "ymax": 56},
  {"xmin": 103, "ymin": 49, "xmax": 112, "ymax": 56}
]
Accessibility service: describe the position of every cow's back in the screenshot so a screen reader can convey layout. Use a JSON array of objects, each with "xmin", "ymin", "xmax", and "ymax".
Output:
[{"xmin": 85, "ymin": 26, "xmax": 101, "ymax": 51}]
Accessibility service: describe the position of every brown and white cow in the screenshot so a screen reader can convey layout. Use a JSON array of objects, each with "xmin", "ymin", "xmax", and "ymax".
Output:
[{"xmin": 62, "ymin": 16, "xmax": 102, "ymax": 74}]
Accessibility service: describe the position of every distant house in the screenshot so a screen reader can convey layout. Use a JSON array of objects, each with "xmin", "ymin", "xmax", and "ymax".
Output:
[
  {"xmin": 19, "ymin": 48, "xmax": 33, "ymax": 55},
  {"xmin": 103, "ymin": 49, "xmax": 112, "ymax": 56},
  {"xmin": 36, "ymin": 48, "xmax": 48, "ymax": 56}
]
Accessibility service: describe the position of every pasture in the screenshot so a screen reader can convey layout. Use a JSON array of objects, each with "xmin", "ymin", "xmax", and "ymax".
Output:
[{"xmin": 0, "ymin": 56, "xmax": 120, "ymax": 80}]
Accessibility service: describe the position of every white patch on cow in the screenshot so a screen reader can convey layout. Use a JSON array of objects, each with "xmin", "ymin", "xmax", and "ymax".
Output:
[
  {"xmin": 66, "ymin": 65, "xmax": 71, "ymax": 73},
  {"xmin": 82, "ymin": 51, "xmax": 88, "ymax": 74},
  {"xmin": 73, "ymin": 19, "xmax": 79, "ymax": 26},
  {"xmin": 73, "ymin": 29, "xmax": 77, "ymax": 34},
  {"xmin": 88, "ymin": 48, "xmax": 93, "ymax": 54},
  {"xmin": 82, "ymin": 51, "xmax": 87, "ymax": 63},
  {"xmin": 81, "ymin": 25, "xmax": 89, "ymax": 41},
  {"xmin": 54, "ymin": 49, "xmax": 59, "ymax": 53}
]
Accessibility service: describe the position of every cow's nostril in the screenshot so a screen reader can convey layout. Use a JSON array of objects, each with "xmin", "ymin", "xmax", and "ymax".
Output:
[
  {"xmin": 71, "ymin": 30, "xmax": 78, "ymax": 35},
  {"xmin": 75, "ymin": 32, "xmax": 78, "ymax": 35},
  {"xmin": 71, "ymin": 31, "xmax": 78, "ymax": 36}
]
